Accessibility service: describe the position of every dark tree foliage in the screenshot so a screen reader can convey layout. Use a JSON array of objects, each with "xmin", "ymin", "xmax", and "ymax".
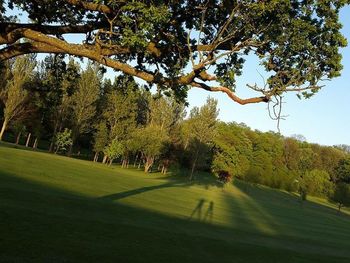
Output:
[
  {"xmin": 332, "ymin": 183, "xmax": 350, "ymax": 212},
  {"xmin": 0, "ymin": 0, "xmax": 349, "ymax": 106},
  {"xmin": 335, "ymin": 158, "xmax": 350, "ymax": 183}
]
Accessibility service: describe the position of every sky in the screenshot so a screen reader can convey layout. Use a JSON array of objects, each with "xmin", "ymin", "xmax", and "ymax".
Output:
[{"xmin": 5, "ymin": 5, "xmax": 350, "ymax": 146}]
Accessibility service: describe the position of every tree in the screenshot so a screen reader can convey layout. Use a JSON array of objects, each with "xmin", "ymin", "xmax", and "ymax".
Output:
[
  {"xmin": 0, "ymin": 55, "xmax": 35, "ymax": 140},
  {"xmin": 1, "ymin": 1, "xmax": 348, "ymax": 108},
  {"xmin": 183, "ymin": 97, "xmax": 219, "ymax": 180},
  {"xmin": 11, "ymin": 121, "xmax": 26, "ymax": 145},
  {"xmin": 335, "ymin": 158, "xmax": 350, "ymax": 183},
  {"xmin": 299, "ymin": 169, "xmax": 333, "ymax": 198},
  {"xmin": 70, "ymin": 63, "xmax": 101, "ymax": 153},
  {"xmin": 132, "ymin": 125, "xmax": 168, "ymax": 173},
  {"xmin": 297, "ymin": 147, "xmax": 315, "ymax": 200},
  {"xmin": 319, "ymin": 147, "xmax": 345, "ymax": 181},
  {"xmin": 332, "ymin": 183, "xmax": 350, "ymax": 213},
  {"xmin": 148, "ymin": 95, "xmax": 186, "ymax": 172},
  {"xmin": 283, "ymin": 137, "xmax": 300, "ymax": 170},
  {"xmin": 212, "ymin": 122, "xmax": 252, "ymax": 179},
  {"xmin": 103, "ymin": 139, "xmax": 124, "ymax": 166},
  {"xmin": 38, "ymin": 56, "xmax": 80, "ymax": 152},
  {"xmin": 93, "ymin": 121, "xmax": 109, "ymax": 162},
  {"xmin": 103, "ymin": 75, "xmax": 139, "ymax": 166},
  {"xmin": 54, "ymin": 128, "xmax": 73, "ymax": 154}
]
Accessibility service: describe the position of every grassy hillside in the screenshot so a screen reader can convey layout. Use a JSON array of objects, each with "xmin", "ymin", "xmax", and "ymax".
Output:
[{"xmin": 1, "ymin": 143, "xmax": 350, "ymax": 262}]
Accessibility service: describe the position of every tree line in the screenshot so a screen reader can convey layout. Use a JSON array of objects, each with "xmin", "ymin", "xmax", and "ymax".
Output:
[{"xmin": 1, "ymin": 55, "xmax": 350, "ymax": 211}]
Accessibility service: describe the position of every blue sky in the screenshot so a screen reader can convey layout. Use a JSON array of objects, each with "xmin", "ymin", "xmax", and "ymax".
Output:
[
  {"xmin": 6, "ymin": 5, "xmax": 350, "ymax": 146},
  {"xmin": 186, "ymin": 6, "xmax": 350, "ymax": 146}
]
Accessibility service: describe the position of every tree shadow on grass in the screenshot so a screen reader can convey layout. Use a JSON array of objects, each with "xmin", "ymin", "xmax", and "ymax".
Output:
[
  {"xmin": 98, "ymin": 171, "xmax": 225, "ymax": 202},
  {"xmin": 98, "ymin": 180, "xmax": 190, "ymax": 201}
]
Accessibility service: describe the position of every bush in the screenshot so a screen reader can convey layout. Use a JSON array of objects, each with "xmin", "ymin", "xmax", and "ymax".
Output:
[
  {"xmin": 54, "ymin": 129, "xmax": 73, "ymax": 154},
  {"xmin": 217, "ymin": 170, "xmax": 233, "ymax": 184}
]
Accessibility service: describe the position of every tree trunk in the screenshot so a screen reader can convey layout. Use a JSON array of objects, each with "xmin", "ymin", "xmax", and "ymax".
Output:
[
  {"xmin": 189, "ymin": 151, "xmax": 199, "ymax": 181},
  {"xmin": 0, "ymin": 118, "xmax": 8, "ymax": 141},
  {"xmin": 25, "ymin": 133, "xmax": 31, "ymax": 147},
  {"xmin": 93, "ymin": 152, "xmax": 99, "ymax": 162},
  {"xmin": 109, "ymin": 158, "xmax": 113, "ymax": 166},
  {"xmin": 122, "ymin": 159, "xmax": 127, "ymax": 168},
  {"xmin": 134, "ymin": 153, "xmax": 139, "ymax": 167},
  {"xmin": 338, "ymin": 203, "xmax": 342, "ymax": 213},
  {"xmin": 67, "ymin": 131, "xmax": 77, "ymax": 157},
  {"xmin": 49, "ymin": 122, "xmax": 59, "ymax": 152},
  {"xmin": 49, "ymin": 141, "xmax": 54, "ymax": 152},
  {"xmin": 138, "ymin": 154, "xmax": 143, "ymax": 169},
  {"xmin": 102, "ymin": 155, "xmax": 108, "ymax": 164},
  {"xmin": 189, "ymin": 161, "xmax": 196, "ymax": 181},
  {"xmin": 67, "ymin": 143, "xmax": 73, "ymax": 156},
  {"xmin": 33, "ymin": 138, "xmax": 38, "ymax": 149},
  {"xmin": 144, "ymin": 156, "xmax": 154, "ymax": 173},
  {"xmin": 16, "ymin": 132, "xmax": 21, "ymax": 144}
]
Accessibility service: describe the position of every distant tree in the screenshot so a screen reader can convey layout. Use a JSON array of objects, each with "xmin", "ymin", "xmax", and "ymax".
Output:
[
  {"xmin": 291, "ymin": 134, "xmax": 307, "ymax": 142},
  {"xmin": 332, "ymin": 183, "xmax": 350, "ymax": 213},
  {"xmin": 149, "ymin": 96, "xmax": 186, "ymax": 172},
  {"xmin": 319, "ymin": 147, "xmax": 345, "ymax": 181},
  {"xmin": 93, "ymin": 121, "xmax": 109, "ymax": 162},
  {"xmin": 246, "ymin": 150, "xmax": 273, "ymax": 185},
  {"xmin": 299, "ymin": 169, "xmax": 333, "ymax": 198},
  {"xmin": 70, "ymin": 63, "xmax": 101, "ymax": 154},
  {"xmin": 335, "ymin": 145, "xmax": 350, "ymax": 154},
  {"xmin": 103, "ymin": 139, "xmax": 124, "ymax": 166},
  {"xmin": 103, "ymin": 75, "xmax": 139, "ymax": 167},
  {"xmin": 54, "ymin": 128, "xmax": 73, "ymax": 154},
  {"xmin": 212, "ymin": 122, "xmax": 252, "ymax": 179},
  {"xmin": 11, "ymin": 121, "xmax": 26, "ymax": 145},
  {"xmin": 47, "ymin": 57, "xmax": 80, "ymax": 152},
  {"xmin": 283, "ymin": 137, "xmax": 300, "ymax": 170},
  {"xmin": 335, "ymin": 158, "xmax": 350, "ymax": 183},
  {"xmin": 297, "ymin": 147, "xmax": 315, "ymax": 200},
  {"xmin": 0, "ymin": 55, "xmax": 35, "ymax": 140},
  {"xmin": 132, "ymin": 125, "xmax": 168, "ymax": 173},
  {"xmin": 183, "ymin": 97, "xmax": 219, "ymax": 180}
]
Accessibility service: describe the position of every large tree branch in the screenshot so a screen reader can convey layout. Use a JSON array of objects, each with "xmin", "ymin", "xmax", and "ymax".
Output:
[
  {"xmin": 0, "ymin": 28, "xmax": 272, "ymax": 106},
  {"xmin": 0, "ymin": 42, "xmax": 65, "ymax": 59},
  {"xmin": 190, "ymin": 81, "xmax": 270, "ymax": 105},
  {"xmin": 0, "ymin": 21, "xmax": 108, "ymax": 45},
  {"xmin": 19, "ymin": 29, "xmax": 156, "ymax": 82}
]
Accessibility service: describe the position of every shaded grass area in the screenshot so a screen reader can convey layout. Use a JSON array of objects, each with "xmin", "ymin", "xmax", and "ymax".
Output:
[{"xmin": 1, "ymin": 144, "xmax": 350, "ymax": 262}]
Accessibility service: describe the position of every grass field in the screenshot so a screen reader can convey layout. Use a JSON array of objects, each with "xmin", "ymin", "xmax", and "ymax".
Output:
[{"xmin": 1, "ymin": 143, "xmax": 350, "ymax": 262}]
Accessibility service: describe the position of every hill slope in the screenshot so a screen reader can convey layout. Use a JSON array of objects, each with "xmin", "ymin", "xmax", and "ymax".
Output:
[{"xmin": 1, "ymin": 144, "xmax": 350, "ymax": 262}]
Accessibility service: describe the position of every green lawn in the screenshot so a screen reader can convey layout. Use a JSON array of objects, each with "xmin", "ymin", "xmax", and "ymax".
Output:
[{"xmin": 1, "ymin": 143, "xmax": 350, "ymax": 262}]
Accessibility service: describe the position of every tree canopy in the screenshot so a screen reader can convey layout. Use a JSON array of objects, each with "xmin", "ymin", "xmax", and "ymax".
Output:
[{"xmin": 1, "ymin": 0, "xmax": 349, "ymax": 107}]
